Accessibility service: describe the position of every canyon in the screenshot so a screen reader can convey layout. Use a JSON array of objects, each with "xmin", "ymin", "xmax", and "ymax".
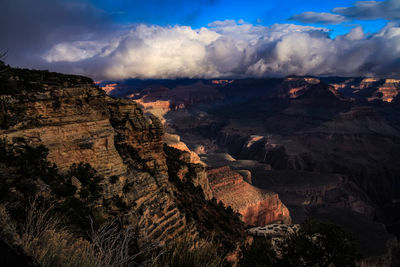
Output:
[
  {"xmin": 1, "ymin": 63, "xmax": 399, "ymax": 265},
  {"xmin": 102, "ymin": 76, "xmax": 400, "ymax": 265}
]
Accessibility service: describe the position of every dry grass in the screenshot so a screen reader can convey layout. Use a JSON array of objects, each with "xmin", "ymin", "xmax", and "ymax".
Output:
[
  {"xmin": 19, "ymin": 198, "xmax": 101, "ymax": 267},
  {"xmin": 149, "ymin": 235, "xmax": 224, "ymax": 267},
  {"xmin": 1, "ymin": 198, "xmax": 225, "ymax": 267},
  {"xmin": 89, "ymin": 218, "xmax": 157, "ymax": 267},
  {"xmin": 0, "ymin": 198, "xmax": 147, "ymax": 267},
  {"xmin": 24, "ymin": 229, "xmax": 101, "ymax": 267}
]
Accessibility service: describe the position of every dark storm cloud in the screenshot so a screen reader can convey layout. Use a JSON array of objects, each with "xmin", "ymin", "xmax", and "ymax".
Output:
[{"xmin": 0, "ymin": 0, "xmax": 114, "ymax": 68}]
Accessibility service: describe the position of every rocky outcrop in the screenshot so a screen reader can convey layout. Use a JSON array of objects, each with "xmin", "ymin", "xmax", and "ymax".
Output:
[
  {"xmin": 1, "ymin": 85, "xmax": 126, "ymax": 176},
  {"xmin": 163, "ymin": 133, "xmax": 202, "ymax": 164},
  {"xmin": 107, "ymin": 99, "xmax": 188, "ymax": 244},
  {"xmin": 164, "ymin": 144, "xmax": 212, "ymax": 200},
  {"xmin": 207, "ymin": 166, "xmax": 291, "ymax": 226},
  {"xmin": 0, "ymin": 68, "xmax": 187, "ymax": 246}
]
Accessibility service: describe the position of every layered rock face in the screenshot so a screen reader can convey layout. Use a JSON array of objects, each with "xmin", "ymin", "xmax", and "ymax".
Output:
[
  {"xmin": 1, "ymin": 85, "xmax": 126, "ymax": 176},
  {"xmin": 207, "ymin": 166, "xmax": 291, "ymax": 226},
  {"xmin": 0, "ymin": 69, "xmax": 187, "ymax": 245},
  {"xmin": 106, "ymin": 99, "xmax": 187, "ymax": 244}
]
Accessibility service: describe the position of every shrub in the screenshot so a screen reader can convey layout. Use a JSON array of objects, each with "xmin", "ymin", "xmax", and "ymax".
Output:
[
  {"xmin": 278, "ymin": 218, "xmax": 359, "ymax": 267},
  {"xmin": 67, "ymin": 162, "xmax": 102, "ymax": 201},
  {"xmin": 240, "ymin": 237, "xmax": 278, "ymax": 267},
  {"xmin": 240, "ymin": 218, "xmax": 359, "ymax": 267},
  {"xmin": 0, "ymin": 139, "xmax": 58, "ymax": 199}
]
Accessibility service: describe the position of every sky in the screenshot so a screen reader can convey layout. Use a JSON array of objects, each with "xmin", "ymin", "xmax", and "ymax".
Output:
[{"xmin": 1, "ymin": 0, "xmax": 400, "ymax": 79}]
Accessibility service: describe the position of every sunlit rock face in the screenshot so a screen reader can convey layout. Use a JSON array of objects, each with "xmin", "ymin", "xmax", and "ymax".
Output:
[
  {"xmin": 378, "ymin": 79, "xmax": 400, "ymax": 102},
  {"xmin": 163, "ymin": 133, "xmax": 202, "ymax": 164},
  {"xmin": 134, "ymin": 97, "xmax": 172, "ymax": 124},
  {"xmin": 97, "ymin": 82, "xmax": 118, "ymax": 95},
  {"xmin": 211, "ymin": 79, "xmax": 234, "ymax": 86},
  {"xmin": 207, "ymin": 166, "xmax": 291, "ymax": 226},
  {"xmin": 323, "ymin": 77, "xmax": 400, "ymax": 103},
  {"xmin": 283, "ymin": 77, "xmax": 321, "ymax": 98}
]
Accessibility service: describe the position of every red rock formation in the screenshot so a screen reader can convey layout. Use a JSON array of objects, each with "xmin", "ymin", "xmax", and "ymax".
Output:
[
  {"xmin": 207, "ymin": 166, "xmax": 291, "ymax": 226},
  {"xmin": 211, "ymin": 80, "xmax": 234, "ymax": 86},
  {"xmin": 98, "ymin": 83, "xmax": 118, "ymax": 94},
  {"xmin": 358, "ymin": 78, "xmax": 379, "ymax": 89},
  {"xmin": 378, "ymin": 79, "xmax": 400, "ymax": 102}
]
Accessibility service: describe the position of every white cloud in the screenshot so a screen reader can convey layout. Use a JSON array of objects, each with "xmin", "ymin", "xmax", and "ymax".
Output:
[
  {"xmin": 44, "ymin": 41, "xmax": 110, "ymax": 62},
  {"xmin": 43, "ymin": 21, "xmax": 400, "ymax": 79},
  {"xmin": 289, "ymin": 12, "xmax": 346, "ymax": 24}
]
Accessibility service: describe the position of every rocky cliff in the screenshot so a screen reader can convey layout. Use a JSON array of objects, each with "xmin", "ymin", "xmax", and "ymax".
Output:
[
  {"xmin": 0, "ymin": 67, "xmax": 187, "ymax": 246},
  {"xmin": 207, "ymin": 166, "xmax": 291, "ymax": 226}
]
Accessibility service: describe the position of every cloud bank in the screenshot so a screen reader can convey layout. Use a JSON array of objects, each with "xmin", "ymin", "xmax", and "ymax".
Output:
[
  {"xmin": 42, "ymin": 21, "xmax": 400, "ymax": 79},
  {"xmin": 2, "ymin": 0, "xmax": 400, "ymax": 79}
]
